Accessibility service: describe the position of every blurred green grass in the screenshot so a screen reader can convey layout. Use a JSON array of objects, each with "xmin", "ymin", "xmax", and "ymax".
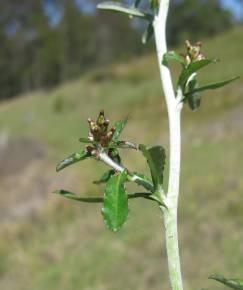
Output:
[{"xmin": 0, "ymin": 27, "xmax": 243, "ymax": 290}]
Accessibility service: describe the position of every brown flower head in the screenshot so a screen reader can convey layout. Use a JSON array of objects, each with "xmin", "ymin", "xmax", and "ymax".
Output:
[
  {"xmin": 87, "ymin": 110, "xmax": 115, "ymax": 147},
  {"xmin": 185, "ymin": 40, "xmax": 205, "ymax": 64}
]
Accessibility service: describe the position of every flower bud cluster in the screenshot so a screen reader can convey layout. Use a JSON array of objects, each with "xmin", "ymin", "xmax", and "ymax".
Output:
[
  {"xmin": 86, "ymin": 110, "xmax": 116, "ymax": 155},
  {"xmin": 185, "ymin": 40, "xmax": 205, "ymax": 64}
]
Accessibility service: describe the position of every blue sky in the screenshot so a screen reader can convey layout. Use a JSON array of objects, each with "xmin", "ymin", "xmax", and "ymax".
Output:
[
  {"xmin": 44, "ymin": 0, "xmax": 242, "ymax": 26},
  {"xmin": 221, "ymin": 0, "xmax": 242, "ymax": 19}
]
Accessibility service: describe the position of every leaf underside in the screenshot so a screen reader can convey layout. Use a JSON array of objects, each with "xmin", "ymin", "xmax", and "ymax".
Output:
[
  {"xmin": 97, "ymin": 1, "xmax": 152, "ymax": 20},
  {"xmin": 56, "ymin": 150, "xmax": 90, "ymax": 172},
  {"xmin": 54, "ymin": 189, "xmax": 152, "ymax": 204},
  {"xmin": 102, "ymin": 171, "xmax": 129, "ymax": 232},
  {"xmin": 139, "ymin": 144, "xmax": 166, "ymax": 191},
  {"xmin": 187, "ymin": 78, "xmax": 201, "ymax": 111},
  {"xmin": 93, "ymin": 170, "xmax": 115, "ymax": 184},
  {"xmin": 112, "ymin": 140, "xmax": 137, "ymax": 150},
  {"xmin": 210, "ymin": 275, "xmax": 243, "ymax": 290},
  {"xmin": 142, "ymin": 22, "xmax": 154, "ymax": 44},
  {"xmin": 132, "ymin": 172, "xmax": 154, "ymax": 192},
  {"xmin": 53, "ymin": 190, "xmax": 103, "ymax": 203}
]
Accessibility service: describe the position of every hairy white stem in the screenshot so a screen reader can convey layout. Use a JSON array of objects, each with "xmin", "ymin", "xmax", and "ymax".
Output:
[
  {"xmin": 99, "ymin": 152, "xmax": 125, "ymax": 172},
  {"xmin": 98, "ymin": 152, "xmax": 154, "ymax": 191},
  {"xmin": 153, "ymin": 1, "xmax": 184, "ymax": 290}
]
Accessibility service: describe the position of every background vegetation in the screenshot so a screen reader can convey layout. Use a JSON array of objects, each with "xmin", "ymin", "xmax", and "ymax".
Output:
[
  {"xmin": 0, "ymin": 0, "xmax": 241, "ymax": 100},
  {"xmin": 0, "ymin": 22, "xmax": 243, "ymax": 289}
]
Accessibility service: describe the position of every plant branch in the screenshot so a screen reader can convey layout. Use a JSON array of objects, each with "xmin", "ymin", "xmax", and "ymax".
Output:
[
  {"xmin": 153, "ymin": 1, "xmax": 184, "ymax": 290},
  {"xmin": 98, "ymin": 151, "xmax": 154, "ymax": 192}
]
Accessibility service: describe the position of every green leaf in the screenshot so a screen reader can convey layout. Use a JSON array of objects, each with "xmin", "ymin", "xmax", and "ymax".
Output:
[
  {"xmin": 178, "ymin": 59, "xmax": 216, "ymax": 91},
  {"xmin": 187, "ymin": 78, "xmax": 201, "ymax": 111},
  {"xmin": 112, "ymin": 117, "xmax": 128, "ymax": 141},
  {"xmin": 131, "ymin": 172, "xmax": 154, "ymax": 192},
  {"xmin": 138, "ymin": 144, "xmax": 166, "ymax": 191},
  {"xmin": 110, "ymin": 140, "xmax": 137, "ymax": 150},
  {"xmin": 97, "ymin": 1, "xmax": 153, "ymax": 20},
  {"xmin": 93, "ymin": 170, "xmax": 115, "ymax": 184},
  {"xmin": 162, "ymin": 51, "xmax": 186, "ymax": 67},
  {"xmin": 133, "ymin": 0, "xmax": 142, "ymax": 8},
  {"xmin": 56, "ymin": 150, "xmax": 90, "ymax": 172},
  {"xmin": 142, "ymin": 22, "xmax": 154, "ymax": 44},
  {"xmin": 128, "ymin": 191, "xmax": 152, "ymax": 200},
  {"xmin": 54, "ymin": 189, "xmax": 153, "ymax": 203},
  {"xmin": 210, "ymin": 275, "xmax": 243, "ymax": 290},
  {"xmin": 102, "ymin": 171, "xmax": 129, "ymax": 232},
  {"xmin": 79, "ymin": 137, "xmax": 94, "ymax": 144},
  {"xmin": 131, "ymin": 171, "xmax": 166, "ymax": 205},
  {"xmin": 53, "ymin": 190, "xmax": 103, "ymax": 203},
  {"xmin": 185, "ymin": 76, "xmax": 239, "ymax": 95},
  {"xmin": 149, "ymin": 0, "xmax": 159, "ymax": 12},
  {"xmin": 188, "ymin": 92, "xmax": 201, "ymax": 111}
]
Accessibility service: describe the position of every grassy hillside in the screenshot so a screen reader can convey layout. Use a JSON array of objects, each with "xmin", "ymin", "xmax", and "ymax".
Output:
[{"xmin": 0, "ymin": 27, "xmax": 243, "ymax": 290}]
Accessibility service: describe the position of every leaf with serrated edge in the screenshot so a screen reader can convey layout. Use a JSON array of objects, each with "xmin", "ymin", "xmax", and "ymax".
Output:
[
  {"xmin": 97, "ymin": 1, "xmax": 153, "ymax": 20},
  {"xmin": 139, "ymin": 144, "xmax": 166, "ymax": 191},
  {"xmin": 210, "ymin": 275, "xmax": 243, "ymax": 290},
  {"xmin": 112, "ymin": 117, "xmax": 128, "ymax": 141},
  {"xmin": 185, "ymin": 76, "xmax": 239, "ymax": 95},
  {"xmin": 162, "ymin": 51, "xmax": 186, "ymax": 67},
  {"xmin": 102, "ymin": 171, "xmax": 129, "ymax": 232},
  {"xmin": 56, "ymin": 151, "xmax": 90, "ymax": 172},
  {"xmin": 93, "ymin": 170, "xmax": 115, "ymax": 185}
]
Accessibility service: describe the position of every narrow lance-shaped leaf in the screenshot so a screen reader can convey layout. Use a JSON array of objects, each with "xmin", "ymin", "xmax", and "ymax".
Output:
[
  {"xmin": 110, "ymin": 140, "xmax": 137, "ymax": 150},
  {"xmin": 112, "ymin": 117, "xmax": 128, "ymax": 141},
  {"xmin": 178, "ymin": 59, "xmax": 216, "ymax": 91},
  {"xmin": 93, "ymin": 170, "xmax": 115, "ymax": 185},
  {"xmin": 210, "ymin": 275, "xmax": 243, "ymax": 290},
  {"xmin": 54, "ymin": 189, "xmax": 153, "ymax": 203},
  {"xmin": 185, "ymin": 76, "xmax": 239, "ymax": 96},
  {"xmin": 187, "ymin": 78, "xmax": 201, "ymax": 111},
  {"xmin": 79, "ymin": 137, "xmax": 95, "ymax": 144},
  {"xmin": 56, "ymin": 150, "xmax": 90, "ymax": 172},
  {"xmin": 142, "ymin": 22, "xmax": 154, "ymax": 44},
  {"xmin": 139, "ymin": 144, "xmax": 166, "ymax": 191},
  {"xmin": 97, "ymin": 1, "xmax": 153, "ymax": 20},
  {"xmin": 53, "ymin": 190, "xmax": 103, "ymax": 203},
  {"xmin": 162, "ymin": 51, "xmax": 186, "ymax": 68},
  {"xmin": 102, "ymin": 171, "xmax": 129, "ymax": 232}
]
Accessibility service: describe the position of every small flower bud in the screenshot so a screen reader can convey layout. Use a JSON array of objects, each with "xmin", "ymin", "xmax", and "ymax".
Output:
[
  {"xmin": 88, "ymin": 132, "xmax": 94, "ymax": 141},
  {"xmin": 185, "ymin": 40, "xmax": 205, "ymax": 64},
  {"xmin": 86, "ymin": 145, "xmax": 97, "ymax": 156},
  {"xmin": 97, "ymin": 110, "xmax": 105, "ymax": 125},
  {"xmin": 107, "ymin": 127, "xmax": 115, "ymax": 141}
]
